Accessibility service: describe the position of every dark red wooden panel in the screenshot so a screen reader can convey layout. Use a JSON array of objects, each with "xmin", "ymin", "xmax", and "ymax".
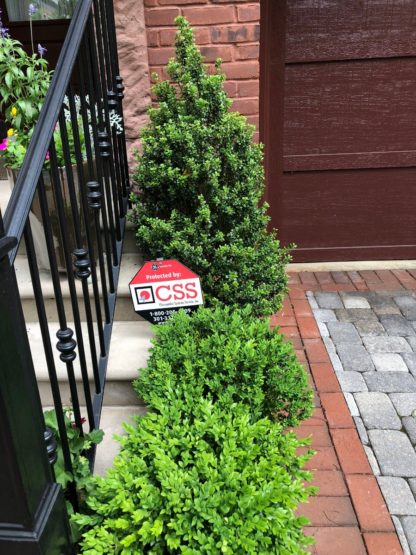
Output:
[
  {"xmin": 261, "ymin": 0, "xmax": 416, "ymax": 262},
  {"xmin": 284, "ymin": 58, "xmax": 416, "ymax": 171},
  {"xmin": 279, "ymin": 168, "xmax": 416, "ymax": 261},
  {"xmin": 286, "ymin": 0, "xmax": 416, "ymax": 63}
]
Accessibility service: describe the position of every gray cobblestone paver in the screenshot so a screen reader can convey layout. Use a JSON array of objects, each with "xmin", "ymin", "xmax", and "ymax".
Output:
[
  {"xmin": 309, "ymin": 289, "xmax": 416, "ymax": 543},
  {"xmin": 364, "ymin": 371, "xmax": 416, "ymax": 392},
  {"xmin": 369, "ymin": 292, "xmax": 403, "ymax": 308},
  {"xmin": 394, "ymin": 296, "xmax": 416, "ymax": 311},
  {"xmin": 327, "ymin": 322, "xmax": 362, "ymax": 344},
  {"xmin": 313, "ymin": 309, "xmax": 337, "ymax": 323},
  {"xmin": 402, "ymin": 417, "xmax": 416, "ymax": 445},
  {"xmin": 323, "ymin": 335, "xmax": 336, "ymax": 354},
  {"xmin": 354, "ymin": 319, "xmax": 386, "ymax": 336},
  {"xmin": 355, "ymin": 392, "xmax": 402, "ymax": 430},
  {"xmin": 368, "ymin": 430, "xmax": 416, "ymax": 477},
  {"xmin": 343, "ymin": 296, "xmax": 371, "ymax": 309},
  {"xmin": 328, "ymin": 352, "xmax": 344, "ymax": 373},
  {"xmin": 372, "ymin": 353, "xmax": 409, "ymax": 373},
  {"xmin": 406, "ymin": 336, "xmax": 416, "ymax": 351},
  {"xmin": 396, "ymin": 304, "xmax": 416, "ymax": 321},
  {"xmin": 336, "ymin": 308, "xmax": 378, "ymax": 322},
  {"xmin": 364, "ymin": 445, "xmax": 380, "ymax": 476},
  {"xmin": 380, "ymin": 315, "xmax": 415, "ymax": 337},
  {"xmin": 306, "ymin": 291, "xmax": 318, "ymax": 309},
  {"xmin": 377, "ymin": 477, "xmax": 416, "ymax": 515},
  {"xmin": 353, "ymin": 416, "xmax": 369, "ymax": 444},
  {"xmin": 390, "ymin": 394, "xmax": 416, "ymax": 417},
  {"xmin": 404, "ymin": 307, "xmax": 416, "ymax": 319},
  {"xmin": 315, "ymin": 292, "xmax": 343, "ymax": 309},
  {"xmin": 323, "ymin": 337, "xmax": 344, "ymax": 372},
  {"xmin": 374, "ymin": 303, "xmax": 402, "ymax": 316},
  {"xmin": 363, "ymin": 336, "xmax": 412, "ymax": 353},
  {"xmin": 317, "ymin": 322, "xmax": 329, "ymax": 337},
  {"xmin": 402, "ymin": 353, "xmax": 416, "ymax": 375},
  {"xmin": 337, "ymin": 343, "xmax": 375, "ymax": 372},
  {"xmin": 392, "ymin": 516, "xmax": 411, "ymax": 555},
  {"xmin": 401, "ymin": 516, "xmax": 416, "ymax": 555},
  {"xmin": 335, "ymin": 371, "xmax": 368, "ymax": 392},
  {"xmin": 344, "ymin": 392, "xmax": 359, "ymax": 416}
]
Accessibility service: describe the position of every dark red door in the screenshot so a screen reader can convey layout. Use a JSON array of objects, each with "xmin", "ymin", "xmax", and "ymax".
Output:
[{"xmin": 261, "ymin": 1, "xmax": 416, "ymax": 262}]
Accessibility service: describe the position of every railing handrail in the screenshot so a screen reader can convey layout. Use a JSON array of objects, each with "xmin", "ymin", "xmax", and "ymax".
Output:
[{"xmin": 3, "ymin": 0, "xmax": 93, "ymax": 261}]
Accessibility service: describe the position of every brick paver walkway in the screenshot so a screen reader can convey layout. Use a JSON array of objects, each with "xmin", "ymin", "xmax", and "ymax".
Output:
[{"xmin": 274, "ymin": 269, "xmax": 416, "ymax": 555}]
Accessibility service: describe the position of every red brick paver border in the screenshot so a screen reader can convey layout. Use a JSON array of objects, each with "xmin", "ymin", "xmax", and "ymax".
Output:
[{"xmin": 273, "ymin": 269, "xmax": 416, "ymax": 554}]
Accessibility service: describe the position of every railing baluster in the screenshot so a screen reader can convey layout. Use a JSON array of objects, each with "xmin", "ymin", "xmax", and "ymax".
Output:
[
  {"xmin": 87, "ymin": 17, "xmax": 119, "ymax": 281},
  {"xmin": 71, "ymin": 85, "xmax": 108, "ymax": 354},
  {"xmin": 45, "ymin": 140, "xmax": 92, "ymax": 430},
  {"xmin": 64, "ymin": 90, "xmax": 107, "ymax": 374},
  {"xmin": 87, "ymin": 180, "xmax": 111, "ymax": 328},
  {"xmin": 108, "ymin": 89, "xmax": 125, "ymax": 219},
  {"xmin": 104, "ymin": 0, "xmax": 130, "ymax": 205},
  {"xmin": 81, "ymin": 30, "xmax": 115, "ymax": 296},
  {"xmin": 115, "ymin": 75, "xmax": 131, "ymax": 200},
  {"xmin": 107, "ymin": 0, "xmax": 131, "ymax": 200},
  {"xmin": 92, "ymin": 0, "xmax": 122, "ymax": 244},
  {"xmin": 23, "ymin": 214, "xmax": 78, "ymax": 508},
  {"xmin": 98, "ymin": 129, "xmax": 121, "ymax": 252}
]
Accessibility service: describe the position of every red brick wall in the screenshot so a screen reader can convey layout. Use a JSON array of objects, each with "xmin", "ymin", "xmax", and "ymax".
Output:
[{"xmin": 143, "ymin": 0, "xmax": 260, "ymax": 138}]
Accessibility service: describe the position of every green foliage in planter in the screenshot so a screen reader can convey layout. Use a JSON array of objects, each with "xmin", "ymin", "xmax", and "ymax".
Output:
[
  {"xmin": 44, "ymin": 408, "xmax": 104, "ymax": 495},
  {"xmin": 0, "ymin": 34, "xmax": 51, "ymax": 132},
  {"xmin": 134, "ymin": 306, "xmax": 313, "ymax": 427},
  {"xmin": 43, "ymin": 408, "xmax": 104, "ymax": 541},
  {"xmin": 74, "ymin": 399, "xmax": 315, "ymax": 554},
  {"xmin": 130, "ymin": 16, "xmax": 291, "ymax": 316}
]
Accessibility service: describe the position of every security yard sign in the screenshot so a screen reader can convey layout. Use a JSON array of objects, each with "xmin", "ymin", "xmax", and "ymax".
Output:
[{"xmin": 129, "ymin": 259, "xmax": 204, "ymax": 324}]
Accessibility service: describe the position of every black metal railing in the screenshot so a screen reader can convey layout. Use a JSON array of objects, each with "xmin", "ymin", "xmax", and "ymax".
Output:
[{"xmin": 0, "ymin": 0, "xmax": 129, "ymax": 552}]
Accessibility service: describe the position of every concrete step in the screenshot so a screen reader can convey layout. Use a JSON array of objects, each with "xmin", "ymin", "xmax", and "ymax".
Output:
[
  {"xmin": 16, "ymin": 251, "xmax": 146, "ymax": 322},
  {"xmin": 32, "ymin": 319, "xmax": 153, "ymax": 406},
  {"xmin": 94, "ymin": 405, "xmax": 147, "ymax": 476}
]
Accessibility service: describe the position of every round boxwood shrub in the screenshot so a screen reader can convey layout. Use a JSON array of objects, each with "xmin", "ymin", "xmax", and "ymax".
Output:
[
  {"xmin": 75, "ymin": 400, "xmax": 315, "ymax": 554},
  {"xmin": 134, "ymin": 306, "xmax": 313, "ymax": 427},
  {"xmin": 130, "ymin": 17, "xmax": 291, "ymax": 316}
]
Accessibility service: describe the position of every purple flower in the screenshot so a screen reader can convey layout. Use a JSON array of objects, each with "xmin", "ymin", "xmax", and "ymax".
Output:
[
  {"xmin": 28, "ymin": 3, "xmax": 37, "ymax": 17},
  {"xmin": 0, "ymin": 8, "xmax": 9, "ymax": 37},
  {"xmin": 37, "ymin": 43, "xmax": 47, "ymax": 57}
]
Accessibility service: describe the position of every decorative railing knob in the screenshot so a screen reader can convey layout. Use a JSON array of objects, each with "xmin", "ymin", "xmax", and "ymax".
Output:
[
  {"xmin": 116, "ymin": 76, "xmax": 125, "ymax": 100},
  {"xmin": 44, "ymin": 427, "xmax": 58, "ymax": 466},
  {"xmin": 87, "ymin": 181, "xmax": 102, "ymax": 210},
  {"xmin": 98, "ymin": 130, "xmax": 111, "ymax": 159},
  {"xmin": 73, "ymin": 248, "xmax": 91, "ymax": 280},
  {"xmin": 107, "ymin": 90, "xmax": 118, "ymax": 109},
  {"xmin": 56, "ymin": 328, "xmax": 77, "ymax": 363}
]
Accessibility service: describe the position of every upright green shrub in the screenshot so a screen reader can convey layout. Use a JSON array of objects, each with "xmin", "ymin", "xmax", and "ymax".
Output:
[
  {"xmin": 130, "ymin": 17, "xmax": 291, "ymax": 316},
  {"xmin": 134, "ymin": 306, "xmax": 313, "ymax": 427},
  {"xmin": 75, "ymin": 400, "xmax": 315, "ymax": 554}
]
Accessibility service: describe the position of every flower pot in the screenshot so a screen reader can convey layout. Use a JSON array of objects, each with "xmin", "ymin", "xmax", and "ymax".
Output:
[{"xmin": 8, "ymin": 162, "xmax": 96, "ymax": 272}]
